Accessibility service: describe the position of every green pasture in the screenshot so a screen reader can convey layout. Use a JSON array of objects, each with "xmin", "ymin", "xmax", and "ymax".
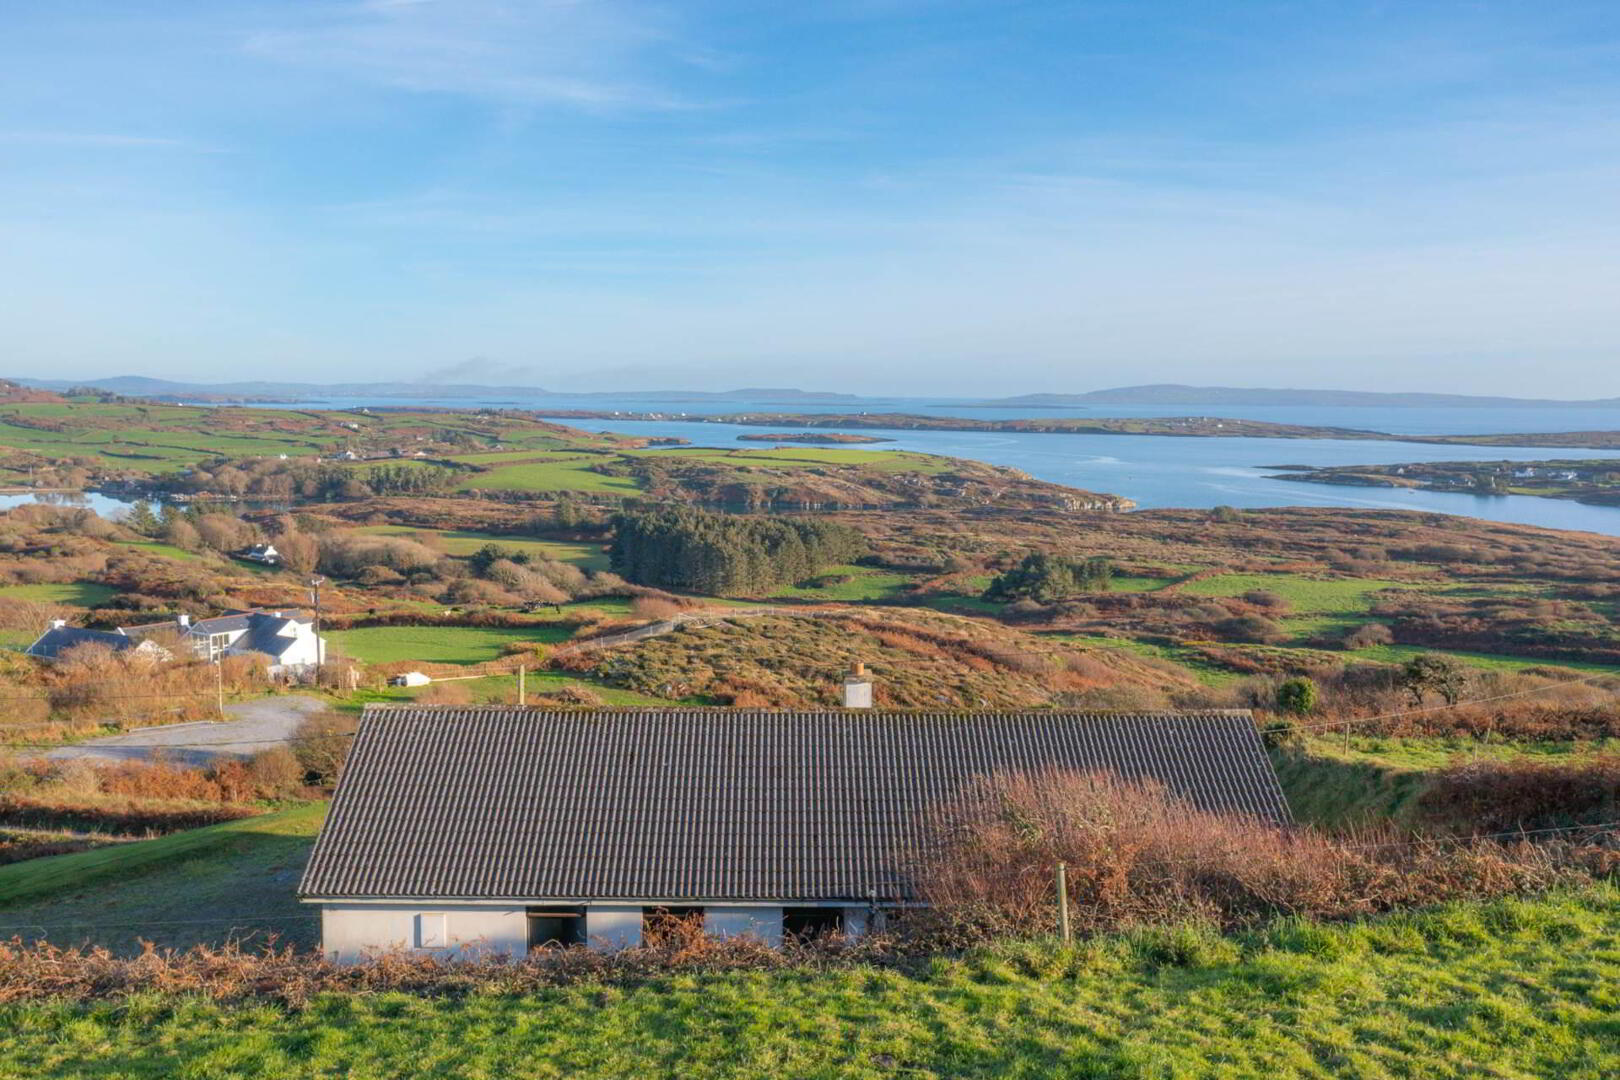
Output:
[
  {"xmin": 632, "ymin": 445, "xmax": 957, "ymax": 473},
  {"xmin": 0, "ymin": 804, "xmax": 324, "ymax": 953},
  {"xmin": 451, "ymin": 452, "xmax": 641, "ymax": 495},
  {"xmin": 766, "ymin": 564, "xmax": 914, "ymax": 602},
  {"xmin": 354, "ymin": 526, "xmax": 610, "ymax": 569},
  {"xmin": 0, "ymin": 582, "xmax": 117, "ymax": 606},
  {"xmin": 325, "ymin": 625, "xmax": 572, "ymax": 666}
]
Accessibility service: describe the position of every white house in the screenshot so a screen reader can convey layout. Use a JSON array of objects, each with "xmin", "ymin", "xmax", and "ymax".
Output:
[
  {"xmin": 299, "ymin": 705, "xmax": 1290, "ymax": 962},
  {"xmin": 120, "ymin": 609, "xmax": 324, "ymax": 675},
  {"xmin": 239, "ymin": 543, "xmax": 280, "ymax": 566}
]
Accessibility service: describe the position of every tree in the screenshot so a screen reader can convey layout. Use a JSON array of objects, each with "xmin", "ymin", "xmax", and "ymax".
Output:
[
  {"xmin": 124, "ymin": 500, "xmax": 161, "ymax": 537},
  {"xmin": 1400, "ymin": 653, "xmax": 1468, "ymax": 705},
  {"xmin": 984, "ymin": 553, "xmax": 1112, "ymax": 604},
  {"xmin": 275, "ymin": 530, "xmax": 319, "ymax": 574},
  {"xmin": 1274, "ymin": 677, "xmax": 1319, "ymax": 716},
  {"xmin": 609, "ymin": 506, "xmax": 866, "ymax": 596}
]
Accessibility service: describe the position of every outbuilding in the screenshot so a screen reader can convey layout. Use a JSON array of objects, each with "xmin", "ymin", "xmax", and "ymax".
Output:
[{"xmin": 300, "ymin": 706, "xmax": 1290, "ymax": 961}]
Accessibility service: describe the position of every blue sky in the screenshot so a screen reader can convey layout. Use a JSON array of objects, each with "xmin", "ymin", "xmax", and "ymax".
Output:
[{"xmin": 3, "ymin": 0, "xmax": 1619, "ymax": 395}]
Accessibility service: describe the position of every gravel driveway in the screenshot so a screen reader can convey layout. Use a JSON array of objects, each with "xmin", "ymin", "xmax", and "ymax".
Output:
[{"xmin": 45, "ymin": 695, "xmax": 329, "ymax": 767}]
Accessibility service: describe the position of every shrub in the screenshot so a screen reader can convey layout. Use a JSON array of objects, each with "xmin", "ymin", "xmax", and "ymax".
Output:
[
  {"xmin": 1343, "ymin": 622, "xmax": 1393, "ymax": 649},
  {"xmin": 630, "ymin": 596, "xmax": 689, "ymax": 621},
  {"xmin": 1213, "ymin": 614, "xmax": 1286, "ymax": 644},
  {"xmin": 1417, "ymin": 757, "xmax": 1620, "ymax": 834},
  {"xmin": 1274, "ymin": 677, "xmax": 1319, "ymax": 716},
  {"xmin": 915, "ymin": 770, "xmax": 1588, "ymax": 936},
  {"xmin": 289, "ymin": 711, "xmax": 357, "ymax": 788}
]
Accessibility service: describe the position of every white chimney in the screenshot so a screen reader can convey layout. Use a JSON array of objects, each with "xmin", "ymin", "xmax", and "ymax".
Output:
[
  {"xmin": 49, "ymin": 619, "xmax": 66, "ymax": 630},
  {"xmin": 842, "ymin": 662, "xmax": 873, "ymax": 709},
  {"xmin": 177, "ymin": 613, "xmax": 191, "ymax": 629}
]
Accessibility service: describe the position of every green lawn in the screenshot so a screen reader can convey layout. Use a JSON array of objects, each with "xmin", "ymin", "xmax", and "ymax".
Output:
[
  {"xmin": 325, "ymin": 625, "xmax": 573, "ymax": 666},
  {"xmin": 354, "ymin": 526, "xmax": 610, "ymax": 569},
  {"xmin": 1178, "ymin": 573, "xmax": 1408, "ymax": 635},
  {"xmin": 1303, "ymin": 733, "xmax": 1620, "ymax": 771},
  {"xmin": 450, "ymin": 452, "xmax": 642, "ymax": 495},
  {"xmin": 632, "ymin": 445, "xmax": 957, "ymax": 474},
  {"xmin": 766, "ymin": 564, "xmax": 915, "ymax": 602},
  {"xmin": 0, "ymin": 581, "xmax": 118, "ymax": 606},
  {"xmin": 0, "ymin": 804, "xmax": 324, "ymax": 953},
  {"xmin": 115, "ymin": 539, "xmax": 203, "ymax": 562},
  {"xmin": 1346, "ymin": 642, "xmax": 1620, "ymax": 674},
  {"xmin": 2, "ymin": 888, "xmax": 1616, "ymax": 1078}
]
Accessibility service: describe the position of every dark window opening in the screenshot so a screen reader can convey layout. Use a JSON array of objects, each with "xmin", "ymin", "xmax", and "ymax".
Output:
[
  {"xmin": 526, "ymin": 906, "xmax": 585, "ymax": 949},
  {"xmin": 783, "ymin": 907, "xmax": 844, "ymax": 941},
  {"xmin": 642, "ymin": 905, "xmax": 703, "ymax": 944}
]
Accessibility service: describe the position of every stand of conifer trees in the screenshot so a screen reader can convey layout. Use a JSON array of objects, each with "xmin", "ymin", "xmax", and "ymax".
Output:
[{"xmin": 609, "ymin": 506, "xmax": 867, "ymax": 596}]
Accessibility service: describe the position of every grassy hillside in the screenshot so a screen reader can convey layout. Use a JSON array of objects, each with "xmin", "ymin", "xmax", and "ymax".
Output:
[
  {"xmin": 2, "ymin": 888, "xmax": 1616, "ymax": 1078},
  {"xmin": 565, "ymin": 608, "xmax": 1199, "ymax": 707},
  {"xmin": 0, "ymin": 804, "xmax": 324, "ymax": 953}
]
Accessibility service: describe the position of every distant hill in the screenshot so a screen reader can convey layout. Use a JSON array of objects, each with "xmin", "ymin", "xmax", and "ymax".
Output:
[
  {"xmin": 989, "ymin": 385, "xmax": 1620, "ymax": 409},
  {"xmin": 9, "ymin": 377, "xmax": 866, "ymax": 404}
]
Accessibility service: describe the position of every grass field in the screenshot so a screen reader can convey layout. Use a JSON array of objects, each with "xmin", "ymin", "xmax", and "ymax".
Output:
[
  {"xmin": 0, "ymin": 804, "xmax": 324, "ymax": 953},
  {"xmin": 114, "ymin": 539, "xmax": 204, "ymax": 562},
  {"xmin": 325, "ymin": 625, "xmax": 572, "ymax": 666},
  {"xmin": 1304, "ymin": 733, "xmax": 1620, "ymax": 771},
  {"xmin": 766, "ymin": 564, "xmax": 914, "ymax": 602},
  {"xmin": 1, "ymin": 888, "xmax": 1615, "ymax": 1078},
  {"xmin": 632, "ymin": 445, "xmax": 957, "ymax": 473},
  {"xmin": 450, "ymin": 452, "xmax": 642, "ymax": 495},
  {"xmin": 0, "ymin": 582, "xmax": 118, "ymax": 606},
  {"xmin": 353, "ymin": 526, "xmax": 610, "ymax": 569},
  {"xmin": 1177, "ymin": 572, "xmax": 1408, "ymax": 637}
]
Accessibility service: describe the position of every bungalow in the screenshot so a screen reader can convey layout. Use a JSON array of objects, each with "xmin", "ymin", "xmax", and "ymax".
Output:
[
  {"xmin": 119, "ymin": 609, "xmax": 325, "ymax": 675},
  {"xmin": 299, "ymin": 706, "xmax": 1290, "ymax": 962},
  {"xmin": 239, "ymin": 543, "xmax": 280, "ymax": 566},
  {"xmin": 24, "ymin": 621, "xmax": 170, "ymax": 662}
]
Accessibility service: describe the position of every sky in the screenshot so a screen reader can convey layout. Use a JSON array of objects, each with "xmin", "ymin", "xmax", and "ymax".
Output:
[{"xmin": 3, "ymin": 0, "xmax": 1620, "ymax": 396}]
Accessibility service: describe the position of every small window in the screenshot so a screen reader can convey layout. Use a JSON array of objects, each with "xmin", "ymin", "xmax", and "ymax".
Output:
[
  {"xmin": 783, "ymin": 908, "xmax": 843, "ymax": 941},
  {"xmin": 415, "ymin": 912, "xmax": 448, "ymax": 949},
  {"xmin": 526, "ymin": 907, "xmax": 585, "ymax": 949}
]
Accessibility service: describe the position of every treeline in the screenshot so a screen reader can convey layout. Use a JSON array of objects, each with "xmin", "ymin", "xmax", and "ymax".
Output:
[
  {"xmin": 143, "ymin": 458, "xmax": 460, "ymax": 501},
  {"xmin": 609, "ymin": 507, "xmax": 866, "ymax": 596}
]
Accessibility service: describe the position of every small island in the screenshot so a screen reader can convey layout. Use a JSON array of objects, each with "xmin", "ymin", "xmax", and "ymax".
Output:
[
  {"xmin": 1270, "ymin": 459, "xmax": 1620, "ymax": 506},
  {"xmin": 736, "ymin": 432, "xmax": 894, "ymax": 445}
]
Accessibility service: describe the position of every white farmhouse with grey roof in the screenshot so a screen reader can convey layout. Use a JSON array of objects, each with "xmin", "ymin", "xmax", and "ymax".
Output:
[
  {"xmin": 119, "ymin": 609, "xmax": 324, "ymax": 675},
  {"xmin": 299, "ymin": 706, "xmax": 1290, "ymax": 961}
]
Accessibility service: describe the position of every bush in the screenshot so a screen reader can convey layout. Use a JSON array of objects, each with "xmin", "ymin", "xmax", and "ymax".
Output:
[
  {"xmin": 1343, "ymin": 623, "xmax": 1393, "ymax": 649},
  {"xmin": 916, "ymin": 770, "xmax": 1590, "ymax": 936},
  {"xmin": 1212, "ymin": 614, "xmax": 1286, "ymax": 644},
  {"xmin": 1417, "ymin": 757, "xmax": 1620, "ymax": 834},
  {"xmin": 1274, "ymin": 677, "xmax": 1319, "ymax": 716},
  {"xmin": 289, "ymin": 711, "xmax": 357, "ymax": 788}
]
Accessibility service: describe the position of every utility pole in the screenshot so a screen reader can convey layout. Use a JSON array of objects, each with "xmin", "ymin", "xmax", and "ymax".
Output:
[
  {"xmin": 309, "ymin": 575, "xmax": 325, "ymax": 688},
  {"xmin": 518, "ymin": 665, "xmax": 526, "ymax": 706},
  {"xmin": 1056, "ymin": 862, "xmax": 1071, "ymax": 943},
  {"xmin": 215, "ymin": 660, "xmax": 225, "ymax": 719}
]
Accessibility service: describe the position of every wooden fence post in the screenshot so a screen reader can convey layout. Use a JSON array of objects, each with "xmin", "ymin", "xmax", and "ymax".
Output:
[{"xmin": 1056, "ymin": 862, "xmax": 1071, "ymax": 943}]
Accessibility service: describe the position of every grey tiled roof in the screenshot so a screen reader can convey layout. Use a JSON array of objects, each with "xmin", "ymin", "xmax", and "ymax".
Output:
[
  {"xmin": 122, "ymin": 609, "xmax": 311, "ymax": 643},
  {"xmin": 234, "ymin": 617, "xmax": 298, "ymax": 658},
  {"xmin": 25, "ymin": 626, "xmax": 136, "ymax": 659},
  {"xmin": 300, "ymin": 707, "xmax": 1290, "ymax": 903}
]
